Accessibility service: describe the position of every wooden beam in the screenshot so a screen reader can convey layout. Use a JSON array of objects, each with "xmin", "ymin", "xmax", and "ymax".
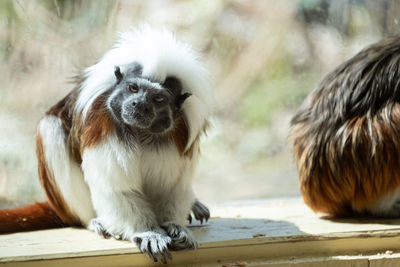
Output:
[{"xmin": 1, "ymin": 198, "xmax": 400, "ymax": 266}]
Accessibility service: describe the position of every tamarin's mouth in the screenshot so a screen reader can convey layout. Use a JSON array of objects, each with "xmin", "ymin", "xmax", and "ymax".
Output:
[
  {"xmin": 132, "ymin": 112, "xmax": 153, "ymax": 127},
  {"xmin": 149, "ymin": 117, "xmax": 172, "ymax": 133}
]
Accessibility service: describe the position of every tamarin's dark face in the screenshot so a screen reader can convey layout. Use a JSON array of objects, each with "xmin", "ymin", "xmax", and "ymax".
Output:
[{"xmin": 107, "ymin": 63, "xmax": 191, "ymax": 134}]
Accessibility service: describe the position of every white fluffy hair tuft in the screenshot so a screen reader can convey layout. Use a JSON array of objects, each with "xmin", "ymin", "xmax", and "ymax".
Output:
[{"xmin": 75, "ymin": 25, "xmax": 213, "ymax": 151}]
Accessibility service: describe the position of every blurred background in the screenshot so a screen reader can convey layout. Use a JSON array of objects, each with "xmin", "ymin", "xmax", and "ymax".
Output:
[{"xmin": 1, "ymin": 0, "xmax": 400, "ymax": 209}]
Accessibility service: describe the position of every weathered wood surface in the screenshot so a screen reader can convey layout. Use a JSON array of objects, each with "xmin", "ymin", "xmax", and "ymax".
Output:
[{"xmin": 1, "ymin": 198, "xmax": 400, "ymax": 266}]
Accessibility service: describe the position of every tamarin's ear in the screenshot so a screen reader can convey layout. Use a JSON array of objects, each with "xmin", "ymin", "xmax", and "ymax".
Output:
[
  {"xmin": 176, "ymin": 93, "xmax": 192, "ymax": 109},
  {"xmin": 163, "ymin": 77, "xmax": 182, "ymax": 96},
  {"xmin": 163, "ymin": 76, "xmax": 191, "ymax": 109},
  {"xmin": 114, "ymin": 66, "xmax": 123, "ymax": 84}
]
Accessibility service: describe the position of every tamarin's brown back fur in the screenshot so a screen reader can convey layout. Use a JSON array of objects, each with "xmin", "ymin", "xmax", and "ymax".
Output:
[{"xmin": 290, "ymin": 36, "xmax": 400, "ymax": 216}]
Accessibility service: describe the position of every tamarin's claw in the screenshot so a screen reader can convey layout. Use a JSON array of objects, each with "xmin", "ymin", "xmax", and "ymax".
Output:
[
  {"xmin": 132, "ymin": 230, "xmax": 172, "ymax": 264},
  {"xmin": 162, "ymin": 222, "xmax": 198, "ymax": 250},
  {"xmin": 187, "ymin": 199, "xmax": 210, "ymax": 224},
  {"xmin": 88, "ymin": 218, "xmax": 111, "ymax": 239}
]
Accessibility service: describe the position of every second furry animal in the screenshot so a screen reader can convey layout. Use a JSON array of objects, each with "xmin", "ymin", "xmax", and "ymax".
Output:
[{"xmin": 291, "ymin": 36, "xmax": 400, "ymax": 218}]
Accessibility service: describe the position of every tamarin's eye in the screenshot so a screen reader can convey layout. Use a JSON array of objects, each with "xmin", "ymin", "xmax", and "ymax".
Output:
[
  {"xmin": 129, "ymin": 84, "xmax": 139, "ymax": 93},
  {"xmin": 153, "ymin": 95, "xmax": 165, "ymax": 103}
]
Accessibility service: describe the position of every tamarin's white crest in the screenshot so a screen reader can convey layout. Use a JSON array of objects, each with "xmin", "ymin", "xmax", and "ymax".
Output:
[{"xmin": 0, "ymin": 26, "xmax": 213, "ymax": 263}]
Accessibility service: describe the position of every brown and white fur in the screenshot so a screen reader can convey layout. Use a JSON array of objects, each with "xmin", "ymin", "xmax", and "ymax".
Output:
[
  {"xmin": 290, "ymin": 36, "xmax": 400, "ymax": 218},
  {"xmin": 1, "ymin": 26, "xmax": 212, "ymax": 263}
]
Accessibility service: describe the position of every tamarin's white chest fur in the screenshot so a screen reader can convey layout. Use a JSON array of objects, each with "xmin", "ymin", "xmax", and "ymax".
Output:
[{"xmin": 82, "ymin": 134, "xmax": 198, "ymax": 205}]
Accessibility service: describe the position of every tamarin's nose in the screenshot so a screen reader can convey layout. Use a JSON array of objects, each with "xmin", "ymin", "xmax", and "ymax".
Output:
[{"xmin": 136, "ymin": 102, "xmax": 152, "ymax": 114}]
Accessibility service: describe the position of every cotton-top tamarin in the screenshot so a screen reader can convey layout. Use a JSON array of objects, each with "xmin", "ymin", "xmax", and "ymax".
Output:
[{"xmin": 0, "ymin": 26, "xmax": 212, "ymax": 263}]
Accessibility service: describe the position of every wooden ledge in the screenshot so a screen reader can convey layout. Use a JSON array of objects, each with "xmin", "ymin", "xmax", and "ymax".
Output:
[{"xmin": 1, "ymin": 198, "xmax": 400, "ymax": 266}]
